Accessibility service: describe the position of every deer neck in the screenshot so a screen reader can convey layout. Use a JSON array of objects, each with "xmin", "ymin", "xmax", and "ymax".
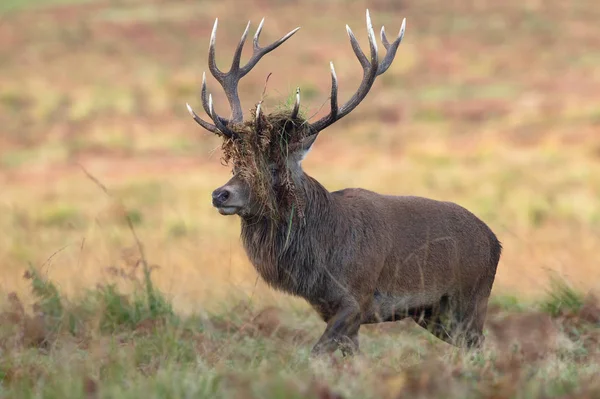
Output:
[{"xmin": 239, "ymin": 173, "xmax": 335, "ymax": 294}]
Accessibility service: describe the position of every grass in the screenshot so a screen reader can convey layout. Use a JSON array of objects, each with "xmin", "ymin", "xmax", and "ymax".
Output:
[
  {"xmin": 1, "ymin": 0, "xmax": 600, "ymax": 397},
  {"xmin": 0, "ymin": 265, "xmax": 598, "ymax": 398},
  {"xmin": 540, "ymin": 276, "xmax": 586, "ymax": 318}
]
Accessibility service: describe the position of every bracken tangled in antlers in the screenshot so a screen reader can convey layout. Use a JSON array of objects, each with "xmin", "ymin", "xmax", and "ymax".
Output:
[{"xmin": 219, "ymin": 106, "xmax": 312, "ymax": 222}]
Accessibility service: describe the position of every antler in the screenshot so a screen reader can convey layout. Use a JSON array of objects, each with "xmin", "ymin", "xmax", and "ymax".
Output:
[
  {"xmin": 308, "ymin": 10, "xmax": 406, "ymax": 133},
  {"xmin": 186, "ymin": 18, "xmax": 300, "ymax": 139}
]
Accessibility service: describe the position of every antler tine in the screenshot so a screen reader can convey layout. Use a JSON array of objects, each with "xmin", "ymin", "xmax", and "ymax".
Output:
[
  {"xmin": 377, "ymin": 18, "xmax": 406, "ymax": 75},
  {"xmin": 205, "ymin": 17, "xmax": 300, "ymax": 124},
  {"xmin": 380, "ymin": 26, "xmax": 390, "ymax": 49},
  {"xmin": 186, "ymin": 103, "xmax": 219, "ymax": 134},
  {"xmin": 344, "ymin": 9, "xmax": 379, "ymax": 69},
  {"xmin": 345, "ymin": 25, "xmax": 369, "ymax": 69},
  {"xmin": 309, "ymin": 10, "xmax": 405, "ymax": 133},
  {"xmin": 366, "ymin": 10, "xmax": 379, "ymax": 66},
  {"xmin": 190, "ymin": 17, "xmax": 300, "ymax": 136},
  {"xmin": 291, "ymin": 87, "xmax": 301, "ymax": 119},
  {"xmin": 231, "ymin": 21, "xmax": 251, "ymax": 73},
  {"xmin": 241, "ymin": 20, "xmax": 301, "ymax": 77},
  {"xmin": 207, "ymin": 94, "xmax": 240, "ymax": 140},
  {"xmin": 255, "ymin": 101, "xmax": 262, "ymax": 131},
  {"xmin": 193, "ymin": 71, "xmax": 238, "ymax": 139},
  {"xmin": 207, "ymin": 18, "xmax": 225, "ymax": 81},
  {"xmin": 200, "ymin": 72, "xmax": 211, "ymax": 116},
  {"xmin": 329, "ymin": 62, "xmax": 339, "ymax": 120}
]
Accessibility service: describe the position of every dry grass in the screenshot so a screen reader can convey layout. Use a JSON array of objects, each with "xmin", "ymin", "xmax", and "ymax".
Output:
[
  {"xmin": 0, "ymin": 269, "xmax": 599, "ymax": 398},
  {"xmin": 1, "ymin": 0, "xmax": 600, "ymax": 397}
]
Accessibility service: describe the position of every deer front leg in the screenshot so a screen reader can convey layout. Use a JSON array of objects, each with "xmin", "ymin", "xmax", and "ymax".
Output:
[{"xmin": 310, "ymin": 299, "xmax": 362, "ymax": 357}]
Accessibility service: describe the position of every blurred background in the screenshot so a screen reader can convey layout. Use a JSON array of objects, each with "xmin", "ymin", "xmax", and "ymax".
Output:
[{"xmin": 1, "ymin": 0, "xmax": 599, "ymax": 314}]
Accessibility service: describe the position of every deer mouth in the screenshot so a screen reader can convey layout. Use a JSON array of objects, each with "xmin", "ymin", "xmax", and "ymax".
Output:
[{"xmin": 217, "ymin": 206, "xmax": 239, "ymax": 216}]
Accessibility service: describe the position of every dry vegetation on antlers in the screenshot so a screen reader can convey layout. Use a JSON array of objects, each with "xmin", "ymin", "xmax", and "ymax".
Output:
[{"xmin": 1, "ymin": 0, "xmax": 600, "ymax": 397}]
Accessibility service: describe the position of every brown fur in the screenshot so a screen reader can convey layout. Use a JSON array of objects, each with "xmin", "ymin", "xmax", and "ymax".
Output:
[{"xmin": 213, "ymin": 108, "xmax": 502, "ymax": 356}]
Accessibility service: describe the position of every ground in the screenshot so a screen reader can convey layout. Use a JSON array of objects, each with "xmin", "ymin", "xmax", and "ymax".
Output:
[{"xmin": 0, "ymin": 0, "xmax": 599, "ymax": 397}]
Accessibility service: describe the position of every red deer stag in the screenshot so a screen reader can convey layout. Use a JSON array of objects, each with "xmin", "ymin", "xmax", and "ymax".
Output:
[{"xmin": 186, "ymin": 10, "xmax": 502, "ymax": 356}]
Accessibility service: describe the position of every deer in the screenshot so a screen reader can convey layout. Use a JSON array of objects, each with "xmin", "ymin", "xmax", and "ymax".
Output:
[{"xmin": 185, "ymin": 10, "xmax": 502, "ymax": 356}]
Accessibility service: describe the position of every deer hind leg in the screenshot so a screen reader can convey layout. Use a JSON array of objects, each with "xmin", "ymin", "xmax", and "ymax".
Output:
[
  {"xmin": 411, "ymin": 301, "xmax": 457, "ymax": 345},
  {"xmin": 414, "ymin": 293, "xmax": 489, "ymax": 349},
  {"xmin": 461, "ymin": 293, "xmax": 490, "ymax": 348},
  {"xmin": 451, "ymin": 279, "xmax": 494, "ymax": 349},
  {"xmin": 311, "ymin": 298, "xmax": 362, "ymax": 357}
]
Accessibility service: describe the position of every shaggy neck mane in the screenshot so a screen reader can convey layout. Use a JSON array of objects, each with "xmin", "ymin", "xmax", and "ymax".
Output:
[
  {"xmin": 222, "ymin": 107, "xmax": 340, "ymax": 295},
  {"xmin": 240, "ymin": 172, "xmax": 332, "ymax": 237},
  {"xmin": 239, "ymin": 173, "xmax": 335, "ymax": 295}
]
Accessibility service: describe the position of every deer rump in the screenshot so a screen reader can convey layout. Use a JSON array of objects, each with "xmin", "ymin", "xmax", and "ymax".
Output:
[{"xmin": 241, "ymin": 185, "xmax": 501, "ymax": 352}]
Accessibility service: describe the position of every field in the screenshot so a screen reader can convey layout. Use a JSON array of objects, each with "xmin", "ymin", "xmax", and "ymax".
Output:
[{"xmin": 1, "ymin": 0, "xmax": 600, "ymax": 397}]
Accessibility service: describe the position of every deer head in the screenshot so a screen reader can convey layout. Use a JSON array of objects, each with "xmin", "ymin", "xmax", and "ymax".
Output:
[{"xmin": 186, "ymin": 10, "xmax": 406, "ymax": 221}]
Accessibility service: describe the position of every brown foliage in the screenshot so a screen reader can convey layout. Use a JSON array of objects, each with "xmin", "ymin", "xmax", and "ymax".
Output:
[
  {"xmin": 221, "ymin": 107, "xmax": 312, "ymax": 221},
  {"xmin": 578, "ymin": 294, "xmax": 600, "ymax": 324},
  {"xmin": 214, "ymin": 306, "xmax": 311, "ymax": 346},
  {"xmin": 486, "ymin": 311, "xmax": 560, "ymax": 362},
  {"xmin": 83, "ymin": 376, "xmax": 99, "ymax": 399},
  {"xmin": 395, "ymin": 362, "xmax": 451, "ymax": 399},
  {"xmin": 0, "ymin": 292, "xmax": 49, "ymax": 350}
]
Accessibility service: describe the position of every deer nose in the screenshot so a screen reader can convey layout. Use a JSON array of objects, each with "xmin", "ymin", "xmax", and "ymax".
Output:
[{"xmin": 212, "ymin": 188, "xmax": 231, "ymax": 207}]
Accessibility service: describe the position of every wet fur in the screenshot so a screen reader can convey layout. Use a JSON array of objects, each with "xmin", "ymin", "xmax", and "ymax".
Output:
[{"xmin": 240, "ymin": 169, "xmax": 502, "ymax": 353}]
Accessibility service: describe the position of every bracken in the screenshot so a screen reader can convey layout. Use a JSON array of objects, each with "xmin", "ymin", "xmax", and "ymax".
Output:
[{"xmin": 221, "ymin": 107, "xmax": 312, "ymax": 222}]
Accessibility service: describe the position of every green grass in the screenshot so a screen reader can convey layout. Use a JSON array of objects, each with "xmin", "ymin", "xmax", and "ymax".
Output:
[{"xmin": 539, "ymin": 276, "xmax": 586, "ymax": 318}]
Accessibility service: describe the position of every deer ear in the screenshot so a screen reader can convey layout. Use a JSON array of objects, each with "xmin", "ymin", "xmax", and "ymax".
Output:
[{"xmin": 289, "ymin": 133, "xmax": 319, "ymax": 162}]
